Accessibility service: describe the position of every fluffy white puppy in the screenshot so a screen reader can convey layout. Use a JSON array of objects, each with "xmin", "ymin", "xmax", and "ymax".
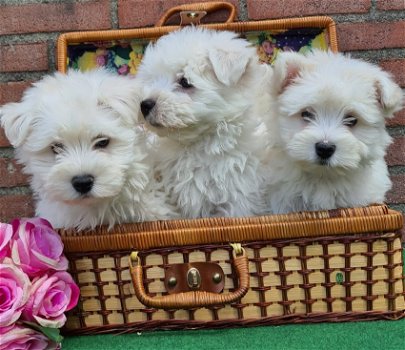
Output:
[
  {"xmin": 135, "ymin": 27, "xmax": 269, "ymax": 218},
  {"xmin": 0, "ymin": 69, "xmax": 177, "ymax": 230},
  {"xmin": 263, "ymin": 50, "xmax": 403, "ymax": 213}
]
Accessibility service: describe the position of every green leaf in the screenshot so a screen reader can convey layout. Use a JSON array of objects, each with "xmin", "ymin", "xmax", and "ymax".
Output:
[
  {"xmin": 22, "ymin": 321, "xmax": 64, "ymax": 343},
  {"xmin": 40, "ymin": 326, "xmax": 64, "ymax": 343}
]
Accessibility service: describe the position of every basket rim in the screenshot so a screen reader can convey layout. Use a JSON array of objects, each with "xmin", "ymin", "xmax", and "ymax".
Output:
[
  {"xmin": 57, "ymin": 15, "xmax": 338, "ymax": 73},
  {"xmin": 62, "ymin": 309, "xmax": 405, "ymax": 335},
  {"xmin": 59, "ymin": 205, "xmax": 404, "ymax": 253}
]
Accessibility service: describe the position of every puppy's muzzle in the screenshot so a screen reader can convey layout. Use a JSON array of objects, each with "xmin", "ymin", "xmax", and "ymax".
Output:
[
  {"xmin": 71, "ymin": 174, "xmax": 94, "ymax": 194},
  {"xmin": 140, "ymin": 99, "xmax": 156, "ymax": 118},
  {"xmin": 315, "ymin": 142, "xmax": 336, "ymax": 160}
]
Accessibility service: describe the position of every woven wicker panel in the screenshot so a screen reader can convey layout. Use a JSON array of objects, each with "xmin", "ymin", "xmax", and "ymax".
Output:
[{"xmin": 63, "ymin": 232, "xmax": 405, "ymax": 334}]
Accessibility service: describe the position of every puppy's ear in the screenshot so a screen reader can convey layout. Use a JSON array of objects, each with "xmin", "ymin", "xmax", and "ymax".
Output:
[
  {"xmin": 271, "ymin": 52, "xmax": 310, "ymax": 95},
  {"xmin": 374, "ymin": 72, "xmax": 404, "ymax": 118},
  {"xmin": 208, "ymin": 46, "xmax": 252, "ymax": 86},
  {"xmin": 98, "ymin": 77, "xmax": 142, "ymax": 126},
  {"xmin": 0, "ymin": 101, "xmax": 34, "ymax": 147}
]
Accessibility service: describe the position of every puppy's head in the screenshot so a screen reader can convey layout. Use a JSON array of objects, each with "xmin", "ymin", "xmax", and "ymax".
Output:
[
  {"xmin": 0, "ymin": 69, "xmax": 144, "ymax": 205},
  {"xmin": 135, "ymin": 27, "xmax": 262, "ymax": 138},
  {"xmin": 270, "ymin": 50, "xmax": 403, "ymax": 171}
]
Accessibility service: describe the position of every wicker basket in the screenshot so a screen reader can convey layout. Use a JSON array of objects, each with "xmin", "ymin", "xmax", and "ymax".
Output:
[
  {"xmin": 60, "ymin": 205, "xmax": 405, "ymax": 334},
  {"xmin": 56, "ymin": 2, "xmax": 338, "ymax": 74},
  {"xmin": 56, "ymin": 2, "xmax": 404, "ymax": 335}
]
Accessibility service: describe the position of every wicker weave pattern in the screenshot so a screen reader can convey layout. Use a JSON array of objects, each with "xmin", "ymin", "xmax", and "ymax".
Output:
[
  {"xmin": 59, "ymin": 206, "xmax": 402, "ymax": 252},
  {"xmin": 64, "ymin": 232, "xmax": 405, "ymax": 333},
  {"xmin": 56, "ymin": 3, "xmax": 403, "ymax": 333}
]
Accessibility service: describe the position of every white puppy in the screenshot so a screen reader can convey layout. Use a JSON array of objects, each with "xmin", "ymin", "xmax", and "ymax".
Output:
[
  {"xmin": 263, "ymin": 50, "xmax": 403, "ymax": 213},
  {"xmin": 135, "ymin": 27, "xmax": 269, "ymax": 218},
  {"xmin": 0, "ymin": 69, "xmax": 177, "ymax": 230}
]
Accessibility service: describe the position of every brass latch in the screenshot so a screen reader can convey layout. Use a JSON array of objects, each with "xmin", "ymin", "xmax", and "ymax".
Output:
[
  {"xmin": 187, "ymin": 267, "xmax": 201, "ymax": 289},
  {"xmin": 164, "ymin": 262, "xmax": 225, "ymax": 294},
  {"xmin": 179, "ymin": 10, "xmax": 207, "ymax": 25}
]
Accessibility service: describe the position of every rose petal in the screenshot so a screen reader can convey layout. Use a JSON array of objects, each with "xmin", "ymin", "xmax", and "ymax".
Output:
[
  {"xmin": 0, "ymin": 223, "xmax": 13, "ymax": 261},
  {"xmin": 10, "ymin": 218, "xmax": 67, "ymax": 277},
  {"xmin": 0, "ymin": 263, "xmax": 31, "ymax": 327},
  {"xmin": 21, "ymin": 271, "xmax": 79, "ymax": 329},
  {"xmin": 0, "ymin": 323, "xmax": 56, "ymax": 350},
  {"xmin": 34, "ymin": 313, "xmax": 67, "ymax": 328}
]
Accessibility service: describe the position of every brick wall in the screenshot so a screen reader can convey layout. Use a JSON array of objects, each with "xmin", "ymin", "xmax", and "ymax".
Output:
[{"xmin": 0, "ymin": 0, "xmax": 404, "ymax": 223}]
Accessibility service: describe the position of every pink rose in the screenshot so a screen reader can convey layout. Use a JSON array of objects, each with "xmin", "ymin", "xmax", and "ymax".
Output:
[
  {"xmin": 96, "ymin": 54, "xmax": 106, "ymax": 66},
  {"xmin": 0, "ymin": 263, "xmax": 31, "ymax": 327},
  {"xmin": 117, "ymin": 64, "xmax": 129, "ymax": 75},
  {"xmin": 10, "ymin": 218, "xmax": 68, "ymax": 277},
  {"xmin": 0, "ymin": 324, "xmax": 59, "ymax": 350},
  {"xmin": 0, "ymin": 223, "xmax": 13, "ymax": 261},
  {"xmin": 22, "ymin": 271, "xmax": 79, "ymax": 328}
]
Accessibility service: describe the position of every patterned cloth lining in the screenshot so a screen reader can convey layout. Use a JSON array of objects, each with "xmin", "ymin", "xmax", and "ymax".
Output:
[{"xmin": 67, "ymin": 28, "xmax": 328, "ymax": 75}]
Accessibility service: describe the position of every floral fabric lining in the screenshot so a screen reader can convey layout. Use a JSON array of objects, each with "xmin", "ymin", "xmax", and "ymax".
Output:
[{"xmin": 67, "ymin": 28, "xmax": 328, "ymax": 75}]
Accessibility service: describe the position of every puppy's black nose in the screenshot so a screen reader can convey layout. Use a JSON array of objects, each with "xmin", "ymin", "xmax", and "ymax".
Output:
[
  {"xmin": 315, "ymin": 142, "xmax": 336, "ymax": 159},
  {"xmin": 71, "ymin": 175, "xmax": 94, "ymax": 194},
  {"xmin": 140, "ymin": 99, "xmax": 156, "ymax": 117}
]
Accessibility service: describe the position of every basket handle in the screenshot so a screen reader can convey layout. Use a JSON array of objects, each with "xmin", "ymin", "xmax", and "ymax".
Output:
[
  {"xmin": 155, "ymin": 1, "xmax": 237, "ymax": 27},
  {"xmin": 129, "ymin": 244, "xmax": 249, "ymax": 309}
]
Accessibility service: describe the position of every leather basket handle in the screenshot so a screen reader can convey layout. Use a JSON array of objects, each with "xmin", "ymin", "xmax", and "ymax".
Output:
[
  {"xmin": 155, "ymin": 1, "xmax": 237, "ymax": 27},
  {"xmin": 129, "ymin": 244, "xmax": 249, "ymax": 309}
]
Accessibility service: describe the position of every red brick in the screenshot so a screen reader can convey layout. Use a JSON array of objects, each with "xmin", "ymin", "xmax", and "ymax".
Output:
[
  {"xmin": 380, "ymin": 59, "xmax": 405, "ymax": 87},
  {"xmin": 247, "ymin": 0, "xmax": 371, "ymax": 20},
  {"xmin": 377, "ymin": 0, "xmax": 405, "ymax": 11},
  {"xmin": 118, "ymin": 0, "xmax": 239, "ymax": 28},
  {"xmin": 0, "ymin": 129, "xmax": 11, "ymax": 147},
  {"xmin": 386, "ymin": 174, "xmax": 405, "ymax": 204},
  {"xmin": 387, "ymin": 108, "xmax": 405, "ymax": 127},
  {"xmin": 337, "ymin": 22, "xmax": 405, "ymax": 51},
  {"xmin": 0, "ymin": 81, "xmax": 32, "ymax": 105},
  {"xmin": 0, "ymin": 194, "xmax": 35, "ymax": 222},
  {"xmin": 386, "ymin": 136, "xmax": 405, "ymax": 166},
  {"xmin": 0, "ymin": 1, "xmax": 111, "ymax": 35},
  {"xmin": 0, "ymin": 158, "xmax": 29, "ymax": 188},
  {"xmin": 0, "ymin": 44, "xmax": 48, "ymax": 73}
]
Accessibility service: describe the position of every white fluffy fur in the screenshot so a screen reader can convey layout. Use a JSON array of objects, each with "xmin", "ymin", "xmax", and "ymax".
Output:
[
  {"xmin": 135, "ymin": 27, "xmax": 269, "ymax": 218},
  {"xmin": 263, "ymin": 50, "xmax": 403, "ymax": 213},
  {"xmin": 0, "ymin": 69, "xmax": 178, "ymax": 230}
]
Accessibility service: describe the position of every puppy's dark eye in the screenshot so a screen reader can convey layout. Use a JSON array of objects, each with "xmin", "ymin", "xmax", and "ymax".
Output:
[
  {"xmin": 178, "ymin": 77, "xmax": 193, "ymax": 89},
  {"xmin": 343, "ymin": 115, "xmax": 358, "ymax": 127},
  {"xmin": 301, "ymin": 110, "xmax": 314, "ymax": 121},
  {"xmin": 51, "ymin": 143, "xmax": 64, "ymax": 154},
  {"xmin": 94, "ymin": 138, "xmax": 110, "ymax": 149}
]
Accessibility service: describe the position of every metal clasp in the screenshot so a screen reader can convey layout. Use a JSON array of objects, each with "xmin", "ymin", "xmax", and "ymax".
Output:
[
  {"xmin": 180, "ymin": 10, "xmax": 207, "ymax": 25},
  {"xmin": 187, "ymin": 267, "xmax": 201, "ymax": 289}
]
